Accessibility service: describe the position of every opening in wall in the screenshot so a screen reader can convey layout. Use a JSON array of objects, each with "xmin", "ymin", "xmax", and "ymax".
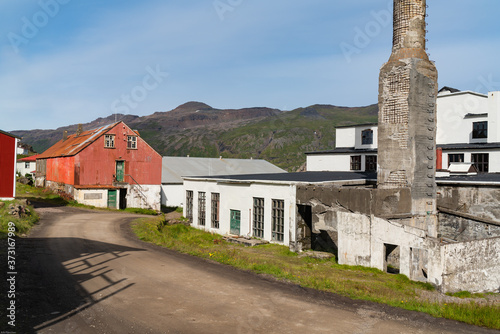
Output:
[{"xmin": 384, "ymin": 243, "xmax": 400, "ymax": 274}]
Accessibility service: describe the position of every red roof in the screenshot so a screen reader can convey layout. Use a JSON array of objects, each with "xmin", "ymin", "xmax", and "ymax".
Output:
[
  {"xmin": 19, "ymin": 154, "xmax": 41, "ymax": 162},
  {"xmin": 37, "ymin": 122, "xmax": 120, "ymax": 159}
]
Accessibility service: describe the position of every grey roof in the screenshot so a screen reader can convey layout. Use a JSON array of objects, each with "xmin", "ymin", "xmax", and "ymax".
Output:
[
  {"xmin": 162, "ymin": 157, "xmax": 286, "ymax": 184},
  {"xmin": 305, "ymin": 147, "xmax": 377, "ymax": 155},
  {"xmin": 437, "ymin": 173, "xmax": 500, "ymax": 185},
  {"xmin": 439, "ymin": 142, "xmax": 500, "ymax": 150},
  {"xmin": 184, "ymin": 171, "xmax": 377, "ymax": 184}
]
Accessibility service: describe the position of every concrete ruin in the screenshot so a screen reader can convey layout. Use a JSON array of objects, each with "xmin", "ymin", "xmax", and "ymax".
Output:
[{"xmin": 294, "ymin": 0, "xmax": 500, "ymax": 294}]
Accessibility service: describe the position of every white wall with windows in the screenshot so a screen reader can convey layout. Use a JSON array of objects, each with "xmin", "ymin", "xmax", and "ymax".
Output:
[
  {"xmin": 307, "ymin": 153, "xmax": 377, "ymax": 172},
  {"xmin": 183, "ymin": 178, "xmax": 297, "ymax": 246},
  {"xmin": 336, "ymin": 125, "xmax": 378, "ymax": 149}
]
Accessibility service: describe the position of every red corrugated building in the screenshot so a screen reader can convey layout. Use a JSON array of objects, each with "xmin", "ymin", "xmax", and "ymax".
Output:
[
  {"xmin": 36, "ymin": 122, "xmax": 162, "ymax": 210},
  {"xmin": 0, "ymin": 130, "xmax": 21, "ymax": 200}
]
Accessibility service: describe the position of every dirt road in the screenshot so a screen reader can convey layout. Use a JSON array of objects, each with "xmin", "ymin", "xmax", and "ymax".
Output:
[{"xmin": 5, "ymin": 206, "xmax": 497, "ymax": 333}]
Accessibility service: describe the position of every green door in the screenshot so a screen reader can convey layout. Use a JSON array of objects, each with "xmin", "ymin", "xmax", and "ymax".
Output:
[
  {"xmin": 108, "ymin": 190, "xmax": 117, "ymax": 208},
  {"xmin": 230, "ymin": 210, "xmax": 241, "ymax": 235},
  {"xmin": 116, "ymin": 161, "xmax": 125, "ymax": 182}
]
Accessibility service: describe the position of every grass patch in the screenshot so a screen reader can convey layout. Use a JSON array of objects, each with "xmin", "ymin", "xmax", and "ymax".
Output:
[
  {"xmin": 0, "ymin": 200, "xmax": 39, "ymax": 239},
  {"xmin": 132, "ymin": 217, "xmax": 500, "ymax": 330},
  {"xmin": 124, "ymin": 207, "xmax": 159, "ymax": 215}
]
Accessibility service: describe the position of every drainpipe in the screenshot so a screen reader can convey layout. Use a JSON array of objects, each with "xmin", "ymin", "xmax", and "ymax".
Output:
[{"xmin": 436, "ymin": 148, "xmax": 443, "ymax": 170}]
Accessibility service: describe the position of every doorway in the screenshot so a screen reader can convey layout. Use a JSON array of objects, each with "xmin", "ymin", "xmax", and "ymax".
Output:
[
  {"xmin": 116, "ymin": 161, "xmax": 125, "ymax": 182},
  {"xmin": 119, "ymin": 189, "xmax": 127, "ymax": 209},
  {"xmin": 297, "ymin": 204, "xmax": 313, "ymax": 250},
  {"xmin": 108, "ymin": 190, "xmax": 117, "ymax": 209},
  {"xmin": 230, "ymin": 210, "xmax": 241, "ymax": 235}
]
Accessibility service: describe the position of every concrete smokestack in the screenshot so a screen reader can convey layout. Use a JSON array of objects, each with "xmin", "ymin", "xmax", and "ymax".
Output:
[{"xmin": 377, "ymin": 0, "xmax": 438, "ymax": 235}]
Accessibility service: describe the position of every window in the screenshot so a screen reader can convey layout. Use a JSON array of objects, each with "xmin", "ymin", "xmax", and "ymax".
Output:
[
  {"xmin": 186, "ymin": 191, "xmax": 193, "ymax": 221},
  {"xmin": 25, "ymin": 162, "xmax": 30, "ymax": 169},
  {"xmin": 198, "ymin": 192, "xmax": 206, "ymax": 226},
  {"xmin": 362, "ymin": 129, "xmax": 373, "ymax": 145},
  {"xmin": 127, "ymin": 136, "xmax": 137, "ymax": 149},
  {"xmin": 472, "ymin": 153, "xmax": 489, "ymax": 173},
  {"xmin": 211, "ymin": 193, "xmax": 220, "ymax": 229},
  {"xmin": 104, "ymin": 134, "xmax": 115, "ymax": 148},
  {"xmin": 272, "ymin": 199, "xmax": 284, "ymax": 242},
  {"xmin": 350, "ymin": 156, "xmax": 361, "ymax": 171},
  {"xmin": 253, "ymin": 198, "xmax": 264, "ymax": 238},
  {"xmin": 365, "ymin": 155, "xmax": 377, "ymax": 172},
  {"xmin": 448, "ymin": 153, "xmax": 464, "ymax": 166},
  {"xmin": 472, "ymin": 121, "xmax": 487, "ymax": 139}
]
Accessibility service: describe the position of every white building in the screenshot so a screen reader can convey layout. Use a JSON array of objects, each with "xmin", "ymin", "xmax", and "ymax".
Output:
[
  {"xmin": 307, "ymin": 88, "xmax": 500, "ymax": 173},
  {"xmin": 162, "ymin": 157, "xmax": 285, "ymax": 207},
  {"xmin": 183, "ymin": 172, "xmax": 372, "ymax": 247},
  {"xmin": 16, "ymin": 154, "xmax": 39, "ymax": 178}
]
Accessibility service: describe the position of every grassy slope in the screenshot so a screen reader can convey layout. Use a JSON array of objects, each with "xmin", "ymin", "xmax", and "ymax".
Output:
[{"xmin": 132, "ymin": 217, "xmax": 500, "ymax": 330}]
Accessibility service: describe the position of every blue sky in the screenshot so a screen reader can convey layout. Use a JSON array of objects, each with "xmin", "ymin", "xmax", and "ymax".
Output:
[{"xmin": 1, "ymin": 1, "xmax": 500, "ymax": 131}]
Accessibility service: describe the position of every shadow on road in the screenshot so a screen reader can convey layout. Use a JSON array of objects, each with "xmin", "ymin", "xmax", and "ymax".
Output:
[{"xmin": 6, "ymin": 237, "xmax": 145, "ymax": 333}]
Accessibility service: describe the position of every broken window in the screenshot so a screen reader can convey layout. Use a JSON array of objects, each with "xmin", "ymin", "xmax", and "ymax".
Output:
[
  {"xmin": 211, "ymin": 193, "xmax": 220, "ymax": 229},
  {"xmin": 472, "ymin": 153, "xmax": 489, "ymax": 173},
  {"xmin": 127, "ymin": 136, "xmax": 137, "ymax": 149},
  {"xmin": 361, "ymin": 129, "xmax": 373, "ymax": 145},
  {"xmin": 472, "ymin": 121, "xmax": 487, "ymax": 139},
  {"xmin": 186, "ymin": 191, "xmax": 193, "ymax": 221},
  {"xmin": 198, "ymin": 192, "xmax": 206, "ymax": 226},
  {"xmin": 104, "ymin": 134, "xmax": 115, "ymax": 148},
  {"xmin": 272, "ymin": 199, "xmax": 284, "ymax": 242},
  {"xmin": 253, "ymin": 197, "xmax": 264, "ymax": 238},
  {"xmin": 350, "ymin": 156, "xmax": 361, "ymax": 171},
  {"xmin": 448, "ymin": 153, "xmax": 464, "ymax": 166},
  {"xmin": 365, "ymin": 155, "xmax": 377, "ymax": 172}
]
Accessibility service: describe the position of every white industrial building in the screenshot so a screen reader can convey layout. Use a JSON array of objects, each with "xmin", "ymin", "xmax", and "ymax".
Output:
[
  {"xmin": 306, "ymin": 88, "xmax": 500, "ymax": 173},
  {"xmin": 162, "ymin": 156, "xmax": 285, "ymax": 207}
]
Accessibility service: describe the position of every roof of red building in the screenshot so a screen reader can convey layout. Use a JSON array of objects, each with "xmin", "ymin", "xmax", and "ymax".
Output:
[
  {"xmin": 0, "ymin": 129, "xmax": 21, "ymax": 139},
  {"xmin": 37, "ymin": 122, "xmax": 120, "ymax": 159},
  {"xmin": 19, "ymin": 154, "xmax": 41, "ymax": 162}
]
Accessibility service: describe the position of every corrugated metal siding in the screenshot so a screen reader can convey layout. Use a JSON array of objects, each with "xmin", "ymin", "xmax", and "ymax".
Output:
[
  {"xmin": 46, "ymin": 156, "xmax": 75, "ymax": 185},
  {"xmin": 0, "ymin": 133, "xmax": 16, "ymax": 197}
]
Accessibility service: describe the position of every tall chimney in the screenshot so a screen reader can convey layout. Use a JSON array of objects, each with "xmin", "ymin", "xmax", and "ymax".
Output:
[
  {"xmin": 377, "ymin": 0, "xmax": 438, "ymax": 235},
  {"xmin": 63, "ymin": 130, "xmax": 68, "ymax": 141}
]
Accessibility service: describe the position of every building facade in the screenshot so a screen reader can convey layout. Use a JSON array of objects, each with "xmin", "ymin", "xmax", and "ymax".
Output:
[
  {"xmin": 36, "ymin": 122, "xmax": 162, "ymax": 210},
  {"xmin": 307, "ymin": 89, "xmax": 500, "ymax": 174},
  {"xmin": 0, "ymin": 130, "xmax": 20, "ymax": 200}
]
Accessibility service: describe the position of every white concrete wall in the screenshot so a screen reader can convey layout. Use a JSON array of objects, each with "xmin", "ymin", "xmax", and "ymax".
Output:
[
  {"xmin": 436, "ymin": 92, "xmax": 488, "ymax": 145},
  {"xmin": 441, "ymin": 237, "xmax": 500, "ymax": 293},
  {"xmin": 335, "ymin": 126, "xmax": 378, "ymax": 149},
  {"xmin": 487, "ymin": 91, "xmax": 500, "ymax": 143},
  {"xmin": 335, "ymin": 128, "xmax": 356, "ymax": 148},
  {"xmin": 184, "ymin": 179, "xmax": 297, "ymax": 246},
  {"xmin": 74, "ymin": 189, "xmax": 109, "ymax": 208},
  {"xmin": 16, "ymin": 161, "xmax": 36, "ymax": 177},
  {"xmin": 127, "ymin": 184, "xmax": 161, "ymax": 211},
  {"xmin": 307, "ymin": 154, "xmax": 350, "ymax": 172},
  {"xmin": 337, "ymin": 211, "xmax": 371, "ymax": 267},
  {"xmin": 161, "ymin": 184, "xmax": 184, "ymax": 207}
]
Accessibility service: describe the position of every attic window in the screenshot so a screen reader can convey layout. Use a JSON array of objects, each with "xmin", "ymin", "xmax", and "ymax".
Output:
[
  {"xmin": 105, "ymin": 134, "xmax": 115, "ymax": 148},
  {"xmin": 127, "ymin": 136, "xmax": 137, "ymax": 149}
]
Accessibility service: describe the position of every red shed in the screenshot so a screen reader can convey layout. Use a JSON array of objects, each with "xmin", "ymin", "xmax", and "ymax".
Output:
[
  {"xmin": 0, "ymin": 130, "xmax": 20, "ymax": 200},
  {"xmin": 37, "ymin": 122, "xmax": 162, "ymax": 210}
]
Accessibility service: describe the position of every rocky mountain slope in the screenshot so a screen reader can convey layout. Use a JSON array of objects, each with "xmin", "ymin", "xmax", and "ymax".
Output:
[{"xmin": 12, "ymin": 102, "xmax": 378, "ymax": 171}]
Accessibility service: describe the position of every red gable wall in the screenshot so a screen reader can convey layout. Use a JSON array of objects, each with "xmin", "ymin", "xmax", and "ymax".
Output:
[
  {"xmin": 0, "ymin": 133, "xmax": 16, "ymax": 198},
  {"xmin": 75, "ymin": 123, "xmax": 161, "ymax": 186}
]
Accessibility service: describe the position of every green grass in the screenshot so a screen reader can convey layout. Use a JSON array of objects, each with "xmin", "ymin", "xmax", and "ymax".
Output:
[
  {"xmin": 0, "ymin": 200, "xmax": 39, "ymax": 239},
  {"xmin": 132, "ymin": 216, "xmax": 500, "ymax": 330}
]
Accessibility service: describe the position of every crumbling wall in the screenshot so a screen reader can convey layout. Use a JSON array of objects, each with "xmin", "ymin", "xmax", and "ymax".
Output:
[
  {"xmin": 438, "ymin": 185, "xmax": 500, "ymax": 221},
  {"xmin": 438, "ymin": 213, "xmax": 500, "ymax": 242},
  {"xmin": 441, "ymin": 237, "xmax": 500, "ymax": 293}
]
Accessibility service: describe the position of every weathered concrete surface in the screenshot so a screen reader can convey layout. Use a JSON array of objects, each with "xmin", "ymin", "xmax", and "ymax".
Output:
[
  {"xmin": 441, "ymin": 237, "xmax": 500, "ymax": 294},
  {"xmin": 438, "ymin": 213, "xmax": 500, "ymax": 242},
  {"xmin": 438, "ymin": 185, "xmax": 500, "ymax": 222}
]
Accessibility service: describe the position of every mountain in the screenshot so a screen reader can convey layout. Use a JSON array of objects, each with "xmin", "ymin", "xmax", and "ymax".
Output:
[{"xmin": 11, "ymin": 102, "xmax": 378, "ymax": 171}]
